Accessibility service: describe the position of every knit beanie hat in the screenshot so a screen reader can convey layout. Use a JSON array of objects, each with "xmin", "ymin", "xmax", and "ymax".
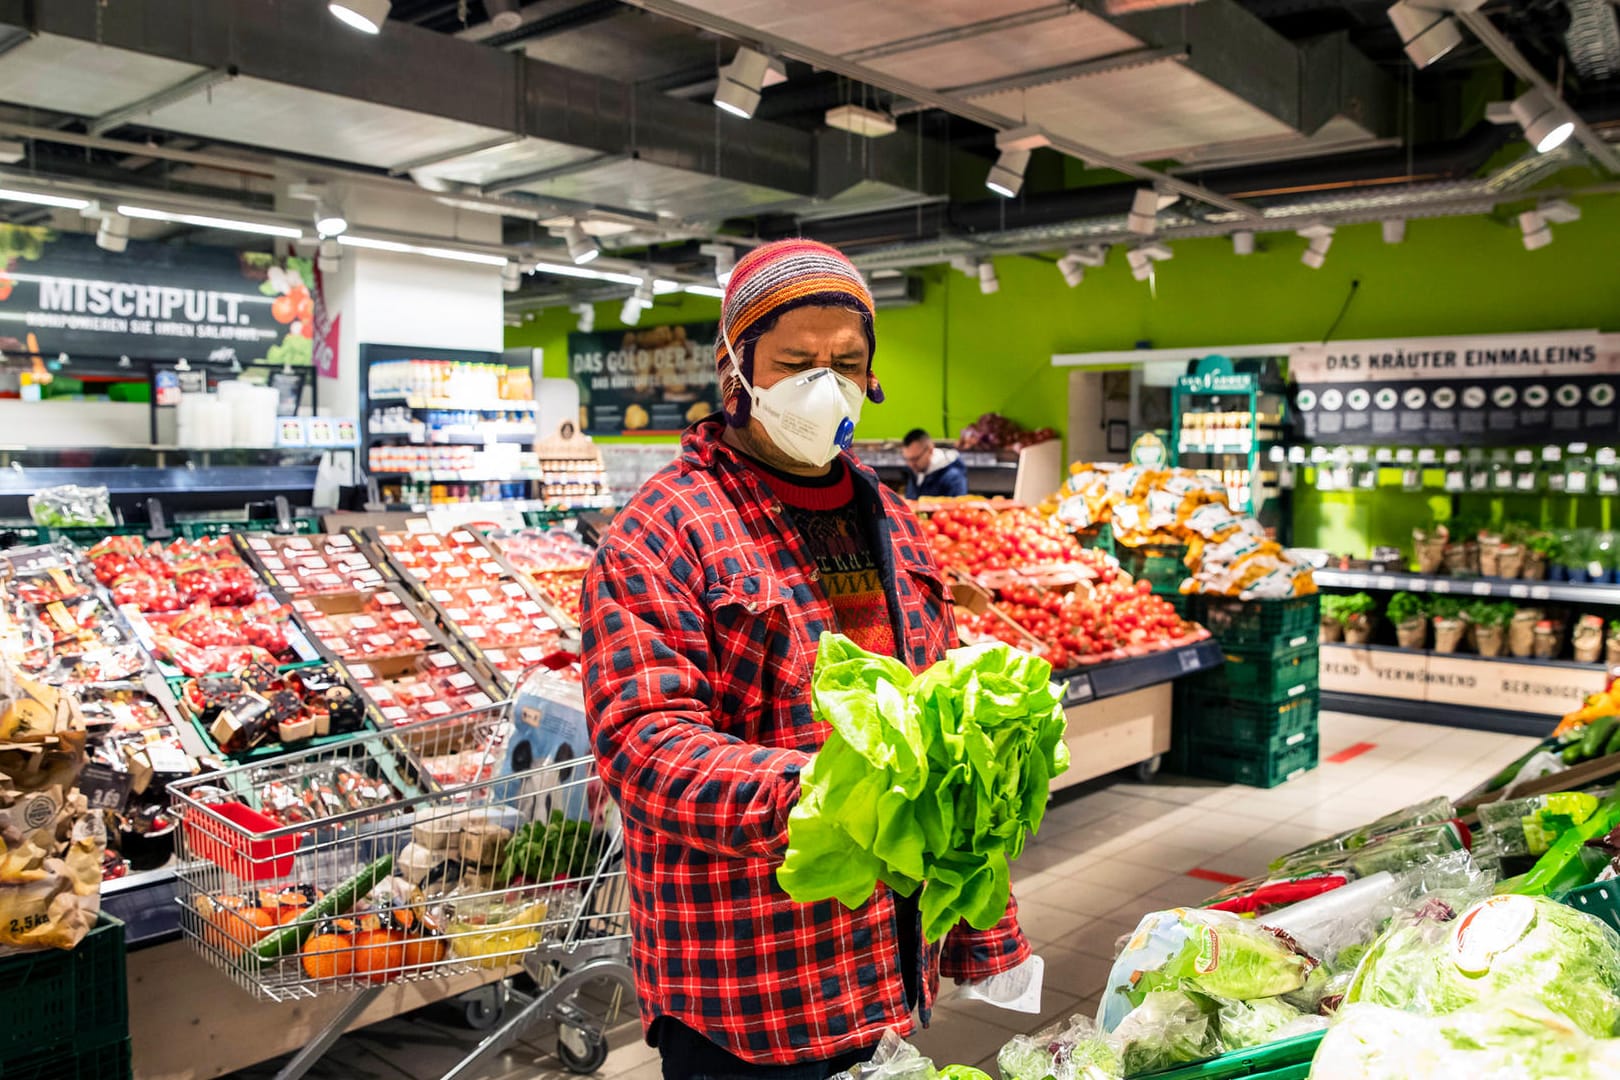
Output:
[{"xmin": 717, "ymin": 238, "xmax": 881, "ymax": 428}]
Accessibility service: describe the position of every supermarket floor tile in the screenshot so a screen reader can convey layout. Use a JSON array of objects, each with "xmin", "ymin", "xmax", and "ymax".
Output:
[{"xmin": 219, "ymin": 711, "xmax": 1534, "ymax": 1080}]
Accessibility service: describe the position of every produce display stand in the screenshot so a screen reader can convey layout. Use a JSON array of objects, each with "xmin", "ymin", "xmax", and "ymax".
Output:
[{"xmin": 1315, "ymin": 567, "xmax": 1617, "ymax": 733}]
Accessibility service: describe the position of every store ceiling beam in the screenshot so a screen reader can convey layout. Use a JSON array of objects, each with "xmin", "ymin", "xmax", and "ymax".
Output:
[
  {"xmin": 0, "ymin": 0, "xmax": 821, "ymax": 197},
  {"xmin": 1455, "ymin": 7, "xmax": 1620, "ymax": 174},
  {"xmin": 386, "ymin": 135, "xmax": 528, "ymax": 177},
  {"xmin": 844, "ymin": 3, "xmax": 1082, "ymax": 62},
  {"xmin": 935, "ymin": 46, "xmax": 1186, "ymax": 100},
  {"xmin": 616, "ymin": 0, "xmax": 1264, "ymax": 220},
  {"xmin": 87, "ymin": 67, "xmax": 237, "ymax": 137}
]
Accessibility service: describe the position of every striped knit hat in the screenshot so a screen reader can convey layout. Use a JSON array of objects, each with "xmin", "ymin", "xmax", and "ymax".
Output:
[{"xmin": 718, "ymin": 238, "xmax": 881, "ymax": 428}]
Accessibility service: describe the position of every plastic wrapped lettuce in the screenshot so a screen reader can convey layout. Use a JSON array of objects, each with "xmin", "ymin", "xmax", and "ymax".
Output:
[
  {"xmin": 1312, "ymin": 998, "xmax": 1620, "ymax": 1079},
  {"xmin": 1100, "ymin": 908, "xmax": 1317, "ymax": 1031},
  {"xmin": 997, "ymin": 1014, "xmax": 1124, "ymax": 1080},
  {"xmin": 1215, "ymin": 996, "xmax": 1326, "ymax": 1049},
  {"xmin": 1114, "ymin": 991, "xmax": 1216, "ymax": 1075},
  {"xmin": 778, "ymin": 633, "xmax": 1069, "ymax": 941},
  {"xmin": 1270, "ymin": 796, "xmax": 1455, "ymax": 872},
  {"xmin": 1345, "ymin": 893, "xmax": 1620, "ymax": 1037},
  {"xmin": 831, "ymin": 1031, "xmax": 936, "ymax": 1080}
]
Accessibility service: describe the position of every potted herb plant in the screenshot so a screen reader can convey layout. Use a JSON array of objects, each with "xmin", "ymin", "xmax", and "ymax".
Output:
[
  {"xmin": 1319, "ymin": 594, "xmax": 1347, "ymax": 642},
  {"xmin": 1523, "ymin": 532, "xmax": 1558, "ymax": 581},
  {"xmin": 1388, "ymin": 591, "xmax": 1429, "ymax": 649},
  {"xmin": 1534, "ymin": 617, "xmax": 1565, "ymax": 660},
  {"xmin": 1413, "ymin": 521, "xmax": 1448, "ymax": 575},
  {"xmin": 1573, "ymin": 614, "xmax": 1604, "ymax": 664},
  {"xmin": 1495, "ymin": 522, "xmax": 1526, "ymax": 579},
  {"xmin": 1442, "ymin": 518, "xmax": 1481, "ymax": 576},
  {"xmin": 1608, "ymin": 620, "xmax": 1620, "ymax": 668},
  {"xmin": 1510, "ymin": 607, "xmax": 1542, "ymax": 658},
  {"xmin": 1466, "ymin": 600, "xmax": 1513, "ymax": 657},
  {"xmin": 1478, "ymin": 525, "xmax": 1503, "ymax": 577},
  {"xmin": 1336, "ymin": 592, "xmax": 1378, "ymax": 644},
  {"xmin": 1430, "ymin": 596, "xmax": 1466, "ymax": 653}
]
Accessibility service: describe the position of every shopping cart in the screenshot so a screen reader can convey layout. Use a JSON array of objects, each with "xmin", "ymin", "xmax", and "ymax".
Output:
[{"xmin": 168, "ymin": 688, "xmax": 634, "ymax": 1079}]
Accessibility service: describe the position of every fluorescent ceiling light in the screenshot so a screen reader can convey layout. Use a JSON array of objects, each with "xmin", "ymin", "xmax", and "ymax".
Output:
[
  {"xmin": 976, "ymin": 259, "xmax": 999, "ymax": 295},
  {"xmin": 0, "ymin": 187, "xmax": 91, "ymax": 210},
  {"xmin": 564, "ymin": 222, "xmax": 600, "ymax": 265},
  {"xmin": 826, "ymin": 105, "xmax": 896, "ymax": 138},
  {"xmin": 95, "ymin": 213, "xmax": 130, "ymax": 254},
  {"xmin": 1386, "ymin": 1, "xmax": 1462, "ymax": 69},
  {"xmin": 684, "ymin": 284, "xmax": 726, "ymax": 298},
  {"xmin": 1382, "ymin": 219, "xmax": 1406, "ymax": 244},
  {"xmin": 329, "ymin": 0, "xmax": 390, "ymax": 34},
  {"xmin": 118, "ymin": 204, "xmax": 302, "ymax": 238},
  {"xmin": 1509, "ymin": 88, "xmax": 1576, "ymax": 153},
  {"xmin": 715, "ymin": 47, "xmax": 773, "ymax": 119},
  {"xmin": 528, "ymin": 262, "xmax": 642, "ymax": 286},
  {"xmin": 336, "ymin": 234, "xmax": 507, "ymax": 266}
]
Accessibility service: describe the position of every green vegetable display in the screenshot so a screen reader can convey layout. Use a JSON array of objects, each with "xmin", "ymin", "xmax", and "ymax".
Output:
[
  {"xmin": 777, "ymin": 633, "xmax": 1068, "ymax": 942},
  {"xmin": 1345, "ymin": 894, "xmax": 1620, "ymax": 1037},
  {"xmin": 1321, "ymin": 592, "xmax": 1376, "ymax": 622},
  {"xmin": 1386, "ymin": 591, "xmax": 1428, "ymax": 624},
  {"xmin": 498, "ymin": 810, "xmax": 600, "ymax": 885},
  {"xmin": 1465, "ymin": 600, "xmax": 1516, "ymax": 629},
  {"xmin": 1215, "ymin": 996, "xmax": 1319, "ymax": 1050},
  {"xmin": 1115, "ymin": 991, "xmax": 1216, "ymax": 1075},
  {"xmin": 1427, "ymin": 596, "xmax": 1462, "ymax": 620}
]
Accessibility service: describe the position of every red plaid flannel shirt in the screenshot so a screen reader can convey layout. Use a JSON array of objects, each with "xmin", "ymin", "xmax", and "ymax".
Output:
[{"xmin": 582, "ymin": 416, "xmax": 1030, "ymax": 1064}]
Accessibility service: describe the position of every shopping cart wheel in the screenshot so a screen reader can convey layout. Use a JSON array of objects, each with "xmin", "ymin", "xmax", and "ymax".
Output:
[
  {"xmin": 460, "ymin": 983, "xmax": 507, "ymax": 1031},
  {"xmin": 1133, "ymin": 754, "xmax": 1162, "ymax": 783},
  {"xmin": 557, "ymin": 1025, "xmax": 609, "ymax": 1074}
]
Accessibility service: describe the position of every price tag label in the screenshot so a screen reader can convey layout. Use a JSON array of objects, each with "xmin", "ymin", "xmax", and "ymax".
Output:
[
  {"xmin": 445, "ymin": 565, "xmax": 471, "ymax": 579},
  {"xmin": 469, "ymin": 588, "xmax": 495, "ymax": 604},
  {"xmin": 1603, "ymin": 473, "xmax": 1620, "ymax": 495},
  {"xmin": 1570, "ymin": 442, "xmax": 1589, "ymax": 454},
  {"xmin": 77, "ymin": 764, "xmax": 130, "ymax": 812},
  {"xmin": 1599, "ymin": 448, "xmax": 1618, "ymax": 466},
  {"xmin": 382, "ymin": 706, "xmax": 408, "ymax": 722},
  {"xmin": 1444, "ymin": 470, "xmax": 1465, "ymax": 492},
  {"xmin": 429, "ymin": 652, "xmax": 456, "ymax": 668},
  {"xmin": 1469, "ymin": 471, "xmax": 1490, "ymax": 491},
  {"xmin": 1375, "ymin": 575, "xmax": 1397, "ymax": 591},
  {"xmin": 1395, "ymin": 448, "xmax": 1415, "ymax": 463},
  {"xmin": 1063, "ymin": 675, "xmax": 1094, "ymax": 705},
  {"xmin": 423, "ymin": 701, "xmax": 452, "ymax": 716},
  {"xmin": 1543, "ymin": 445, "xmax": 1563, "ymax": 462},
  {"xmin": 1493, "ymin": 468, "xmax": 1515, "ymax": 490},
  {"xmin": 1432, "ymin": 579, "xmax": 1451, "ymax": 593},
  {"xmin": 448, "ymin": 672, "xmax": 475, "ymax": 689},
  {"xmin": 348, "ymin": 664, "xmax": 374, "ymax": 680},
  {"xmin": 1513, "ymin": 449, "xmax": 1534, "ymax": 465},
  {"xmin": 1472, "ymin": 581, "xmax": 1493, "ymax": 596},
  {"xmin": 1530, "ymin": 586, "xmax": 1551, "ymax": 600},
  {"xmin": 519, "ymin": 645, "xmax": 547, "ymax": 661},
  {"xmin": 445, "ymin": 608, "xmax": 469, "ymax": 623},
  {"xmin": 1177, "ymin": 649, "xmax": 1203, "ymax": 673},
  {"xmin": 451, "ymin": 531, "xmax": 475, "ymax": 544},
  {"xmin": 1444, "ymin": 449, "xmax": 1463, "ymax": 464},
  {"xmin": 466, "ymin": 692, "xmax": 493, "ymax": 709},
  {"xmin": 1375, "ymin": 447, "xmax": 1394, "ymax": 463},
  {"xmin": 1351, "ymin": 447, "xmax": 1370, "ymax": 463},
  {"xmin": 1418, "ymin": 449, "xmax": 1437, "ymax": 464},
  {"xmin": 1509, "ymin": 584, "xmax": 1529, "ymax": 599},
  {"xmin": 1516, "ymin": 472, "xmax": 1537, "ymax": 491}
]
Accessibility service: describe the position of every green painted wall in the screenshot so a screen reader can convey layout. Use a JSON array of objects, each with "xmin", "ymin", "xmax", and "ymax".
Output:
[{"xmin": 507, "ymin": 193, "xmax": 1620, "ymax": 549}]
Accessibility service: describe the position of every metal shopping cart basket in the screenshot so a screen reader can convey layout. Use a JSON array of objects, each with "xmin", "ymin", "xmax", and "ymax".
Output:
[{"xmin": 168, "ymin": 676, "xmax": 634, "ymax": 1079}]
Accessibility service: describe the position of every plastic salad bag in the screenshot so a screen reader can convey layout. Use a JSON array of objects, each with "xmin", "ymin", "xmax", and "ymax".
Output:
[
  {"xmin": 778, "ymin": 634, "xmax": 1068, "ymax": 942},
  {"xmin": 1312, "ymin": 998, "xmax": 1620, "ymax": 1080},
  {"xmin": 1214, "ymin": 996, "xmax": 1326, "ymax": 1050},
  {"xmin": 1113, "ymin": 991, "xmax": 1217, "ymax": 1075},
  {"xmin": 1099, "ymin": 907, "xmax": 1316, "ymax": 1032},
  {"xmin": 831, "ymin": 1031, "xmax": 987, "ymax": 1080},
  {"xmin": 998, "ymin": 1014, "xmax": 1123, "ymax": 1080},
  {"xmin": 1344, "ymin": 893, "xmax": 1620, "ymax": 1037},
  {"xmin": 1269, "ymin": 796, "xmax": 1454, "ymax": 872},
  {"xmin": 27, "ymin": 485, "xmax": 114, "ymax": 529}
]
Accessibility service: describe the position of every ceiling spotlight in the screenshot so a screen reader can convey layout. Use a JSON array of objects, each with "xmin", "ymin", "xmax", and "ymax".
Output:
[
  {"xmin": 95, "ymin": 213, "xmax": 129, "ymax": 254},
  {"xmin": 1509, "ymin": 88, "xmax": 1576, "ymax": 153},
  {"xmin": 1069, "ymin": 244, "xmax": 1108, "ymax": 268},
  {"xmin": 318, "ymin": 238, "xmax": 341, "ymax": 275},
  {"xmin": 328, "ymin": 0, "xmax": 391, "ymax": 34},
  {"xmin": 632, "ymin": 276, "xmax": 655, "ymax": 306},
  {"xmin": 1301, "ymin": 234, "xmax": 1334, "ymax": 269},
  {"xmin": 985, "ymin": 126, "xmax": 1050, "ymax": 198},
  {"xmin": 620, "ymin": 298, "xmax": 645, "ymax": 326},
  {"xmin": 572, "ymin": 303, "xmax": 595, "ymax": 334},
  {"xmin": 1126, "ymin": 188, "xmax": 1176, "ymax": 236},
  {"xmin": 563, "ymin": 222, "xmax": 600, "ymax": 265},
  {"xmin": 701, "ymin": 242, "xmax": 736, "ymax": 285},
  {"xmin": 714, "ymin": 47, "xmax": 774, "ymax": 120},
  {"xmin": 1232, "ymin": 230, "xmax": 1255, "ymax": 256},
  {"xmin": 1520, "ymin": 209, "xmax": 1553, "ymax": 250},
  {"xmin": 1055, "ymin": 254, "xmax": 1084, "ymax": 288},
  {"xmin": 1386, "ymin": 1, "xmax": 1462, "ymax": 70},
  {"xmin": 313, "ymin": 197, "xmax": 348, "ymax": 237},
  {"xmin": 485, "ymin": 0, "xmax": 523, "ymax": 32},
  {"xmin": 501, "ymin": 261, "xmax": 522, "ymax": 293},
  {"xmin": 1382, "ymin": 219, "xmax": 1406, "ymax": 244},
  {"xmin": 1126, "ymin": 248, "xmax": 1153, "ymax": 281},
  {"xmin": 976, "ymin": 260, "xmax": 999, "ymax": 295},
  {"xmin": 1138, "ymin": 241, "xmax": 1173, "ymax": 262}
]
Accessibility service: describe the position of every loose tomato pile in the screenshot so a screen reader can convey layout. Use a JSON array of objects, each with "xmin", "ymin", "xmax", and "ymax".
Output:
[
  {"xmin": 918, "ymin": 504, "xmax": 1097, "ymax": 575},
  {"xmin": 975, "ymin": 578, "xmax": 1194, "ymax": 669}
]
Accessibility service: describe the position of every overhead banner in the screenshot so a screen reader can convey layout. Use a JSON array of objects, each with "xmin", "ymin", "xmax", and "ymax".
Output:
[
  {"xmin": 1291, "ymin": 330, "xmax": 1620, "ymax": 444},
  {"xmin": 0, "ymin": 225, "xmax": 317, "ymax": 366},
  {"xmin": 569, "ymin": 323, "xmax": 719, "ymax": 436}
]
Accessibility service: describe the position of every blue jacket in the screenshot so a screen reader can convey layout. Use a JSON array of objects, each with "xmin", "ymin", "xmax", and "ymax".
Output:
[{"xmin": 905, "ymin": 448, "xmax": 969, "ymax": 499}]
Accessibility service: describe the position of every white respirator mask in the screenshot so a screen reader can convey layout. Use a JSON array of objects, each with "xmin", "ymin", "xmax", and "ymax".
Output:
[{"xmin": 722, "ymin": 325, "xmax": 865, "ymax": 468}]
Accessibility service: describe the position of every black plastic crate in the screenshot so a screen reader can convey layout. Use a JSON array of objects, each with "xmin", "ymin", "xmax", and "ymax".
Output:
[
  {"xmin": 1175, "ymin": 689, "xmax": 1319, "ymax": 751},
  {"xmin": 1191, "ymin": 594, "xmax": 1320, "ymax": 649},
  {"xmin": 1170, "ymin": 733, "xmax": 1320, "ymax": 789},
  {"xmin": 1185, "ymin": 644, "xmax": 1319, "ymax": 705},
  {"xmin": 0, "ymin": 915, "xmax": 127, "ymax": 1063},
  {"xmin": 0, "ymin": 1037, "xmax": 131, "ymax": 1080}
]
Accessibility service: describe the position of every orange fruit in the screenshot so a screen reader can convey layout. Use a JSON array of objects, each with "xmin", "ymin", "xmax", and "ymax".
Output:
[
  {"xmin": 400, "ymin": 935, "xmax": 446, "ymax": 971},
  {"xmin": 301, "ymin": 933, "xmax": 354, "ymax": 981},
  {"xmin": 351, "ymin": 929, "xmax": 407, "ymax": 984}
]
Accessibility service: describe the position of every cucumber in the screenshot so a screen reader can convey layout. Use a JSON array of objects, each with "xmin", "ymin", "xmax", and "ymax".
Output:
[
  {"xmin": 1605, "ymin": 725, "xmax": 1620, "ymax": 759},
  {"xmin": 1563, "ymin": 743, "xmax": 1585, "ymax": 764},
  {"xmin": 252, "ymin": 854, "xmax": 394, "ymax": 962},
  {"xmin": 1582, "ymin": 716, "xmax": 1618, "ymax": 760}
]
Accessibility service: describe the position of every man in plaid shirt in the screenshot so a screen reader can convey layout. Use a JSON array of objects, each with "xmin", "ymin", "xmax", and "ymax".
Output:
[{"xmin": 582, "ymin": 240, "xmax": 1030, "ymax": 1079}]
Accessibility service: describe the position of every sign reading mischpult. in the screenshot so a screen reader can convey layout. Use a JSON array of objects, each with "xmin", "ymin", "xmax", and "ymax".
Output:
[{"xmin": 1292, "ymin": 330, "xmax": 1620, "ymax": 445}]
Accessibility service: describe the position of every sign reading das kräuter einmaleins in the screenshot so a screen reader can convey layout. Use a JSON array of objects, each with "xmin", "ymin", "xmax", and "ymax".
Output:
[
  {"xmin": 568, "ymin": 323, "xmax": 719, "ymax": 436},
  {"xmin": 1291, "ymin": 330, "xmax": 1620, "ymax": 445}
]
